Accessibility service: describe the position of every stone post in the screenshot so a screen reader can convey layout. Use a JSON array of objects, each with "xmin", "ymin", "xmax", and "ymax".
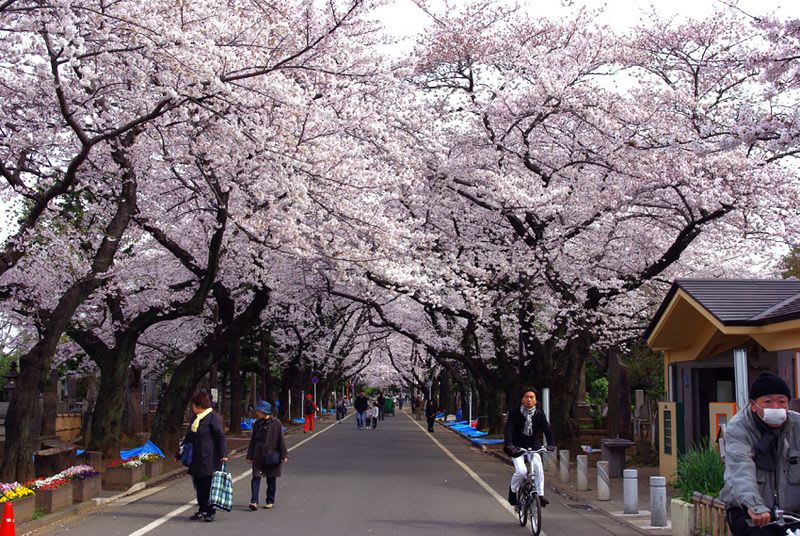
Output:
[
  {"xmin": 577, "ymin": 455, "xmax": 589, "ymax": 491},
  {"xmin": 597, "ymin": 461, "xmax": 610, "ymax": 501},
  {"xmin": 559, "ymin": 449, "xmax": 570, "ymax": 483},
  {"xmin": 623, "ymin": 469, "xmax": 638, "ymax": 514},
  {"xmin": 650, "ymin": 476, "xmax": 667, "ymax": 527}
]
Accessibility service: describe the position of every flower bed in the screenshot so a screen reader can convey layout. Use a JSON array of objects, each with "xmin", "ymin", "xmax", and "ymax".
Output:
[
  {"xmin": 62, "ymin": 466, "xmax": 103, "ymax": 503},
  {"xmin": 0, "ymin": 482, "xmax": 36, "ymax": 522},
  {"xmin": 140, "ymin": 453, "xmax": 164, "ymax": 478},
  {"xmin": 103, "ymin": 458, "xmax": 145, "ymax": 490},
  {"xmin": 27, "ymin": 477, "xmax": 73, "ymax": 514}
]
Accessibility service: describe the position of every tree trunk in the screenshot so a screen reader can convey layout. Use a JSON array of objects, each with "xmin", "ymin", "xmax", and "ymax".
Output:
[
  {"xmin": 126, "ymin": 364, "xmax": 144, "ymax": 437},
  {"xmin": 42, "ymin": 370, "xmax": 59, "ymax": 438},
  {"xmin": 151, "ymin": 349, "xmax": 215, "ymax": 454},
  {"xmin": 89, "ymin": 349, "xmax": 131, "ymax": 458},
  {"xmin": 228, "ymin": 348, "xmax": 245, "ymax": 431}
]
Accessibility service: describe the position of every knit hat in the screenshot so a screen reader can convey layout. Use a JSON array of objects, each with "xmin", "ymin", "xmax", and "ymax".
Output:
[
  {"xmin": 306, "ymin": 393, "xmax": 313, "ymax": 399},
  {"xmin": 254, "ymin": 400, "xmax": 272, "ymax": 414},
  {"xmin": 749, "ymin": 372, "xmax": 791, "ymax": 400}
]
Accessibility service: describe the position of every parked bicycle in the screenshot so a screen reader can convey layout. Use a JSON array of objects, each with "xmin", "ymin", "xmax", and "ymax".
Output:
[{"xmin": 515, "ymin": 447, "xmax": 549, "ymax": 536}]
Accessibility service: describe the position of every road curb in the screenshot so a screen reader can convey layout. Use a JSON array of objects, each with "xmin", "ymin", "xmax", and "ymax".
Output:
[{"xmin": 439, "ymin": 421, "xmax": 662, "ymax": 536}]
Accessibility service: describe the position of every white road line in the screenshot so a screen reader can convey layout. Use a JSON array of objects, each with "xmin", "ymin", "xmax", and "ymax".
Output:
[
  {"xmin": 405, "ymin": 412, "xmax": 549, "ymax": 536},
  {"xmin": 127, "ymin": 414, "xmax": 350, "ymax": 536}
]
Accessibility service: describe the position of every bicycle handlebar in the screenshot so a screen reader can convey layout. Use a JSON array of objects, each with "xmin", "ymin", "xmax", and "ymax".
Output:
[{"xmin": 518, "ymin": 447, "xmax": 551, "ymax": 454}]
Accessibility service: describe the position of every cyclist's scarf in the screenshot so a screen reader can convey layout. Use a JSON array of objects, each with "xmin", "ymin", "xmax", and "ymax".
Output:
[{"xmin": 521, "ymin": 405, "xmax": 536, "ymax": 437}]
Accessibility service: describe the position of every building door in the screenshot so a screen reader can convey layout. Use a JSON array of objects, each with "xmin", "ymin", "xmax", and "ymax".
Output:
[{"xmin": 691, "ymin": 367, "xmax": 735, "ymax": 447}]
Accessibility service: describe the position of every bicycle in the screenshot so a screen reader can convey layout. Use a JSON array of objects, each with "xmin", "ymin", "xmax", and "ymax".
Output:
[{"xmin": 515, "ymin": 447, "xmax": 550, "ymax": 536}]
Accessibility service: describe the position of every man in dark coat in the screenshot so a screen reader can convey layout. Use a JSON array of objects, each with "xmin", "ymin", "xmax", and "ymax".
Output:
[
  {"xmin": 504, "ymin": 387, "xmax": 555, "ymax": 509},
  {"xmin": 354, "ymin": 392, "xmax": 369, "ymax": 429},
  {"xmin": 184, "ymin": 391, "xmax": 228, "ymax": 522},
  {"xmin": 246, "ymin": 400, "xmax": 288, "ymax": 509}
]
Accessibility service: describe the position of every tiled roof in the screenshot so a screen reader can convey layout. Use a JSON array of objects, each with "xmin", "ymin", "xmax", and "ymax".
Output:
[{"xmin": 644, "ymin": 279, "xmax": 800, "ymax": 338}]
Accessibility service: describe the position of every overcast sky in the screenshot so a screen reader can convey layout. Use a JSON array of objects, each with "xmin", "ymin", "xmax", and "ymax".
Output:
[{"xmin": 374, "ymin": 0, "xmax": 800, "ymax": 42}]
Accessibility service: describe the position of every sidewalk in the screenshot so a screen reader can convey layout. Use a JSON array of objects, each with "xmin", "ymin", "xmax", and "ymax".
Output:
[
  {"xmin": 473, "ymin": 439, "xmax": 674, "ymax": 536},
  {"xmin": 17, "ymin": 417, "xmax": 313, "ymax": 535}
]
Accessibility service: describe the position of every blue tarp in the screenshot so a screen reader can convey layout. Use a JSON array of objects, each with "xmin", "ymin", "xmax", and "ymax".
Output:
[
  {"xmin": 471, "ymin": 438, "xmax": 504, "ymax": 445},
  {"xmin": 291, "ymin": 418, "xmax": 306, "ymax": 424},
  {"xmin": 241, "ymin": 417, "xmax": 256, "ymax": 430},
  {"xmin": 121, "ymin": 440, "xmax": 165, "ymax": 461},
  {"xmin": 76, "ymin": 449, "xmax": 85, "ymax": 456}
]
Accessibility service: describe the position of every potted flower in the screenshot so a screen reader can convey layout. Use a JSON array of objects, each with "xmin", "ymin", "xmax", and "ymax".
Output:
[
  {"xmin": 61, "ymin": 465, "xmax": 102, "ymax": 502},
  {"xmin": 28, "ymin": 476, "xmax": 73, "ymax": 514},
  {"xmin": 140, "ymin": 453, "xmax": 164, "ymax": 479},
  {"xmin": 102, "ymin": 457, "xmax": 145, "ymax": 490},
  {"xmin": 0, "ymin": 482, "xmax": 36, "ymax": 522}
]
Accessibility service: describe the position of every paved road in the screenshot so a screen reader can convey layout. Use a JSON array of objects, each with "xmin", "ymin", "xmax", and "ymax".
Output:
[{"xmin": 28, "ymin": 412, "xmax": 640, "ymax": 536}]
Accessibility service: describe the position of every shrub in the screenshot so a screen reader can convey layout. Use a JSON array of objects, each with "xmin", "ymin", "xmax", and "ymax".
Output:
[{"xmin": 675, "ymin": 440, "xmax": 724, "ymax": 502}]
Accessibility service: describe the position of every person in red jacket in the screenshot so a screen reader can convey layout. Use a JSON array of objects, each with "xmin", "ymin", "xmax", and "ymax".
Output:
[{"xmin": 303, "ymin": 393, "xmax": 317, "ymax": 433}]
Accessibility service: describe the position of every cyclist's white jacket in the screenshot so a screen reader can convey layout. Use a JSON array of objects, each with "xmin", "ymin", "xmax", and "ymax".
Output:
[{"xmin": 720, "ymin": 408, "xmax": 800, "ymax": 515}]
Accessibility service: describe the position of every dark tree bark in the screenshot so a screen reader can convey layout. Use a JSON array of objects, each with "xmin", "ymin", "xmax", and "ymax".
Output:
[
  {"xmin": 1, "ymin": 162, "xmax": 138, "ymax": 482},
  {"xmin": 149, "ymin": 287, "xmax": 269, "ymax": 452},
  {"xmin": 126, "ymin": 364, "xmax": 144, "ymax": 437},
  {"xmin": 228, "ymin": 338, "xmax": 243, "ymax": 435}
]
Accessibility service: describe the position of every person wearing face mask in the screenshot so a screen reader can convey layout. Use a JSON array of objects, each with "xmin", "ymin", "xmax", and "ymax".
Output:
[{"xmin": 721, "ymin": 371, "xmax": 800, "ymax": 535}]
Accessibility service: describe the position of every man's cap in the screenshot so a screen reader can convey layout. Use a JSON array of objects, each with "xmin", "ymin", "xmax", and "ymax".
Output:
[{"xmin": 749, "ymin": 371, "xmax": 791, "ymax": 400}]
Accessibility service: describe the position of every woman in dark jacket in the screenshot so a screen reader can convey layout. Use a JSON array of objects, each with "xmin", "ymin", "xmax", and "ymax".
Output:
[
  {"xmin": 246, "ymin": 400, "xmax": 288, "ymax": 510},
  {"xmin": 182, "ymin": 391, "xmax": 228, "ymax": 522},
  {"xmin": 504, "ymin": 387, "xmax": 555, "ymax": 508}
]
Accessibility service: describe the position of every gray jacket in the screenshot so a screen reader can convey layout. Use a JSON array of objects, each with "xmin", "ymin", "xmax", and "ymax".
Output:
[{"xmin": 720, "ymin": 408, "xmax": 800, "ymax": 514}]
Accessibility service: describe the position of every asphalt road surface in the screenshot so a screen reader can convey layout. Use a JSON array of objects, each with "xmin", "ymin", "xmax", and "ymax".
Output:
[{"xmin": 29, "ymin": 411, "xmax": 640, "ymax": 536}]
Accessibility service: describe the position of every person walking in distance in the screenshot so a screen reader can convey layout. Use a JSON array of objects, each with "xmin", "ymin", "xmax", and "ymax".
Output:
[
  {"xmin": 182, "ymin": 391, "xmax": 228, "ymax": 522},
  {"xmin": 371, "ymin": 401, "xmax": 379, "ymax": 429},
  {"xmin": 335, "ymin": 395, "xmax": 346, "ymax": 423},
  {"xmin": 303, "ymin": 393, "xmax": 316, "ymax": 433},
  {"xmin": 246, "ymin": 401, "xmax": 288, "ymax": 510},
  {"xmin": 425, "ymin": 399, "xmax": 437, "ymax": 432},
  {"xmin": 377, "ymin": 391, "xmax": 386, "ymax": 421},
  {"xmin": 354, "ymin": 391, "xmax": 369, "ymax": 429}
]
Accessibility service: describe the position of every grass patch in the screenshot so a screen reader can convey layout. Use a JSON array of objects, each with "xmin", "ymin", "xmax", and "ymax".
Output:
[{"xmin": 675, "ymin": 440, "xmax": 724, "ymax": 501}]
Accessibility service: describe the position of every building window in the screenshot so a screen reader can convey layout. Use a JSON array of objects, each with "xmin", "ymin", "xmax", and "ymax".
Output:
[{"xmin": 664, "ymin": 409, "xmax": 672, "ymax": 455}]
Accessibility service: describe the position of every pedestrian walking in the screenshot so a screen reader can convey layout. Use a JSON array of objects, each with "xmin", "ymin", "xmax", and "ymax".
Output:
[
  {"xmin": 415, "ymin": 396, "xmax": 424, "ymax": 421},
  {"xmin": 303, "ymin": 393, "xmax": 316, "ymax": 433},
  {"xmin": 180, "ymin": 391, "xmax": 228, "ymax": 522},
  {"xmin": 371, "ymin": 401, "xmax": 379, "ymax": 429},
  {"xmin": 398, "ymin": 395, "xmax": 403, "ymax": 411},
  {"xmin": 335, "ymin": 395, "xmax": 346, "ymax": 422},
  {"xmin": 377, "ymin": 391, "xmax": 385, "ymax": 421},
  {"xmin": 246, "ymin": 400, "xmax": 288, "ymax": 510},
  {"xmin": 425, "ymin": 399, "xmax": 437, "ymax": 433},
  {"xmin": 354, "ymin": 391, "xmax": 369, "ymax": 429}
]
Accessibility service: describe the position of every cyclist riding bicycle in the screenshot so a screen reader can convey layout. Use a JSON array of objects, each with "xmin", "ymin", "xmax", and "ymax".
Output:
[
  {"xmin": 504, "ymin": 387, "xmax": 555, "ymax": 508},
  {"xmin": 720, "ymin": 371, "xmax": 800, "ymax": 535}
]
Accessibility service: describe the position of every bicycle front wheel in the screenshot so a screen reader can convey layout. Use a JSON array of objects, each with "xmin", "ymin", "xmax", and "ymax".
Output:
[
  {"xmin": 517, "ymin": 493, "xmax": 528, "ymax": 527},
  {"xmin": 529, "ymin": 494, "xmax": 542, "ymax": 536}
]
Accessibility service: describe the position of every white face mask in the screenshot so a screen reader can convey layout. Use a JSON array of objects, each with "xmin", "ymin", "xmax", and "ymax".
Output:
[{"xmin": 757, "ymin": 405, "xmax": 788, "ymax": 426}]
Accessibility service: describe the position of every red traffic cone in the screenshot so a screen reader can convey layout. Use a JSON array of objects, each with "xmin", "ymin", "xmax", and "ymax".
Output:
[{"xmin": 0, "ymin": 502, "xmax": 15, "ymax": 536}]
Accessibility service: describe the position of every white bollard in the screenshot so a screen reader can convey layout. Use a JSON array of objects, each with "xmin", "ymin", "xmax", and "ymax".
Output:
[
  {"xmin": 559, "ymin": 449, "xmax": 570, "ymax": 483},
  {"xmin": 623, "ymin": 469, "xmax": 638, "ymax": 514},
  {"xmin": 597, "ymin": 461, "xmax": 610, "ymax": 501},
  {"xmin": 577, "ymin": 455, "xmax": 589, "ymax": 491},
  {"xmin": 650, "ymin": 476, "xmax": 667, "ymax": 527},
  {"xmin": 544, "ymin": 449, "xmax": 557, "ymax": 473}
]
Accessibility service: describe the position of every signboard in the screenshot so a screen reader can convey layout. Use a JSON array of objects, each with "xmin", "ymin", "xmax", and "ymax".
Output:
[{"xmin": 312, "ymin": 377, "xmax": 319, "ymax": 384}]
